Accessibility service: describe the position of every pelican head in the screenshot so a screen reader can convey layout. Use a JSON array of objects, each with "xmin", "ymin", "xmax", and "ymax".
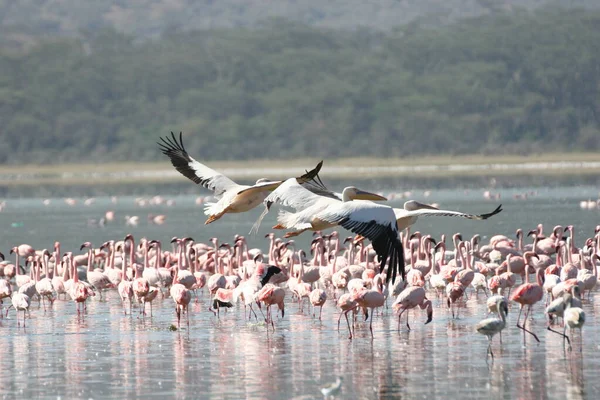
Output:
[{"xmin": 342, "ymin": 186, "xmax": 387, "ymax": 202}]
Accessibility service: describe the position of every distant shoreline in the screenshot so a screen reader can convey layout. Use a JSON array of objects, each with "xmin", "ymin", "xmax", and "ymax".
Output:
[{"xmin": 1, "ymin": 153, "xmax": 600, "ymax": 186}]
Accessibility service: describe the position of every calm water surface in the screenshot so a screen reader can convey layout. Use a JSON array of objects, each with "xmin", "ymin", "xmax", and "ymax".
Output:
[{"xmin": 1, "ymin": 183, "xmax": 600, "ymax": 399}]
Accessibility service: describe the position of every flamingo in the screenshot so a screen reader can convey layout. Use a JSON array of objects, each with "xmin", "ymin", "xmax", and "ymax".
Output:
[
  {"xmin": 476, "ymin": 296, "xmax": 509, "ymax": 359},
  {"xmin": 80, "ymin": 242, "xmax": 113, "ymax": 299},
  {"xmin": 9, "ymin": 292, "xmax": 31, "ymax": 328},
  {"xmin": 309, "ymin": 288, "xmax": 327, "ymax": 320},
  {"xmin": 510, "ymin": 253, "xmax": 544, "ymax": 343},
  {"xmin": 169, "ymin": 251, "xmax": 192, "ymax": 329},
  {"xmin": 547, "ymin": 291, "xmax": 586, "ymax": 352},
  {"xmin": 255, "ymin": 283, "xmax": 285, "ymax": 329},
  {"xmin": 392, "ymin": 286, "xmax": 433, "ymax": 331},
  {"xmin": 353, "ymin": 275, "xmax": 386, "ymax": 337},
  {"xmin": 66, "ymin": 252, "xmax": 95, "ymax": 315},
  {"xmin": 336, "ymin": 293, "xmax": 358, "ymax": 339}
]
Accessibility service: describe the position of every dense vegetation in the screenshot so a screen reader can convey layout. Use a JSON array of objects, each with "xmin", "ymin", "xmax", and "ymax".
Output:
[
  {"xmin": 1, "ymin": 0, "xmax": 595, "ymax": 42},
  {"xmin": 0, "ymin": 8, "xmax": 599, "ymax": 164}
]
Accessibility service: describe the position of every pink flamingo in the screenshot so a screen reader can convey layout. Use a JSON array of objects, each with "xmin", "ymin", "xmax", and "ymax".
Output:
[
  {"xmin": 446, "ymin": 280, "xmax": 465, "ymax": 319},
  {"xmin": 352, "ymin": 274, "xmax": 386, "ymax": 337},
  {"xmin": 66, "ymin": 252, "xmax": 94, "ymax": 315},
  {"xmin": 210, "ymin": 288, "xmax": 234, "ymax": 319},
  {"xmin": 309, "ymin": 288, "xmax": 327, "ymax": 320},
  {"xmin": 255, "ymin": 283, "xmax": 285, "ymax": 330},
  {"xmin": 169, "ymin": 252, "xmax": 192, "ymax": 329},
  {"xmin": 80, "ymin": 242, "xmax": 113, "ymax": 299},
  {"xmin": 9, "ymin": 292, "xmax": 30, "ymax": 328},
  {"xmin": 510, "ymin": 252, "xmax": 543, "ymax": 342},
  {"xmin": 336, "ymin": 293, "xmax": 358, "ymax": 339},
  {"xmin": 392, "ymin": 286, "xmax": 433, "ymax": 331}
]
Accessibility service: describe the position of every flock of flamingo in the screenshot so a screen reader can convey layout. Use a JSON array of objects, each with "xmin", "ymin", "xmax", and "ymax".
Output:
[{"xmin": 0, "ymin": 132, "xmax": 596, "ymax": 362}]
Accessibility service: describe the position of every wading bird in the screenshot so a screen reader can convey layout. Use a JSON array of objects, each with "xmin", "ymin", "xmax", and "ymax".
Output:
[{"xmin": 476, "ymin": 296, "xmax": 509, "ymax": 359}]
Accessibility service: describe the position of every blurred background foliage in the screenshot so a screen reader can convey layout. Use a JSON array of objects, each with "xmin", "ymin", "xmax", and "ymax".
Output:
[{"xmin": 0, "ymin": 1, "xmax": 598, "ymax": 164}]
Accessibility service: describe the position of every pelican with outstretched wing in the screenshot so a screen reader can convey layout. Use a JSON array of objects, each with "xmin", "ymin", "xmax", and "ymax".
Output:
[
  {"xmin": 249, "ymin": 163, "xmax": 387, "ymax": 237},
  {"xmin": 157, "ymin": 132, "xmax": 319, "ymax": 224},
  {"xmin": 315, "ymin": 199, "xmax": 405, "ymax": 284},
  {"xmin": 393, "ymin": 201, "xmax": 503, "ymax": 231}
]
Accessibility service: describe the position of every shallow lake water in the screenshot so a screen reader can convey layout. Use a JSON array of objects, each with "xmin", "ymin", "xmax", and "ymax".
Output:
[{"xmin": 1, "ymin": 182, "xmax": 600, "ymax": 399}]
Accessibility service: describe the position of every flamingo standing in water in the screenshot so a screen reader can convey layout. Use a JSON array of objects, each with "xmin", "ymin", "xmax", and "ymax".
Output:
[
  {"xmin": 66, "ymin": 252, "xmax": 94, "ymax": 315},
  {"xmin": 336, "ymin": 293, "xmax": 358, "ymax": 339},
  {"xmin": 9, "ymin": 292, "xmax": 31, "ymax": 328},
  {"xmin": 476, "ymin": 296, "xmax": 509, "ymax": 359},
  {"xmin": 510, "ymin": 252, "xmax": 543, "ymax": 343},
  {"xmin": 309, "ymin": 288, "xmax": 327, "ymax": 320},
  {"xmin": 255, "ymin": 283, "xmax": 286, "ymax": 329},
  {"xmin": 170, "ymin": 247, "xmax": 192, "ymax": 329},
  {"xmin": 392, "ymin": 286, "xmax": 433, "ymax": 331}
]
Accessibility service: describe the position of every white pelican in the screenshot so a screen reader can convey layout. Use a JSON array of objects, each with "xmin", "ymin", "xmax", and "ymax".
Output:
[
  {"xmin": 314, "ymin": 197, "xmax": 405, "ymax": 284},
  {"xmin": 249, "ymin": 170, "xmax": 387, "ymax": 237},
  {"xmin": 393, "ymin": 201, "xmax": 503, "ymax": 231},
  {"xmin": 251, "ymin": 173, "xmax": 404, "ymax": 283},
  {"xmin": 158, "ymin": 132, "xmax": 318, "ymax": 224}
]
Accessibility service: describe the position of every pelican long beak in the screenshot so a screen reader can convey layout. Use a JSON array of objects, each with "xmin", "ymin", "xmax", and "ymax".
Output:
[{"xmin": 353, "ymin": 189, "xmax": 387, "ymax": 201}]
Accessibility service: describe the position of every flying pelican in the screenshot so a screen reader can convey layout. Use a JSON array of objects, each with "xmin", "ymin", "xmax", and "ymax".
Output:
[
  {"xmin": 393, "ymin": 201, "xmax": 503, "ymax": 231},
  {"xmin": 250, "ymin": 172, "xmax": 404, "ymax": 283},
  {"xmin": 158, "ymin": 132, "xmax": 319, "ymax": 224},
  {"xmin": 249, "ymin": 168, "xmax": 387, "ymax": 236}
]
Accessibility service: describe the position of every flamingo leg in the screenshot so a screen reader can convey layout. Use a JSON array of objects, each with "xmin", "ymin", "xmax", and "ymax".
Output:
[
  {"xmin": 397, "ymin": 309, "xmax": 404, "ymax": 331},
  {"xmin": 487, "ymin": 336, "xmax": 494, "ymax": 359},
  {"xmin": 319, "ymin": 305, "xmax": 323, "ymax": 321},
  {"xmin": 369, "ymin": 308, "xmax": 374, "ymax": 338},
  {"xmin": 344, "ymin": 311, "xmax": 353, "ymax": 339},
  {"xmin": 517, "ymin": 305, "xmax": 540, "ymax": 343}
]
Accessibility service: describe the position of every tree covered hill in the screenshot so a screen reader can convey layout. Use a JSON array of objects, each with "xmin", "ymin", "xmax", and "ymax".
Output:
[
  {"xmin": 0, "ymin": 0, "xmax": 597, "ymax": 43},
  {"xmin": 0, "ymin": 8, "xmax": 598, "ymax": 164}
]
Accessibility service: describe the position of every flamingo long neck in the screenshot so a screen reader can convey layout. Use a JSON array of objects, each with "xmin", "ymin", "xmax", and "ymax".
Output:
[
  {"xmin": 15, "ymin": 252, "xmax": 20, "ymax": 276},
  {"xmin": 267, "ymin": 236, "xmax": 274, "ymax": 264},
  {"xmin": 243, "ymin": 239, "xmax": 250, "ymax": 261},
  {"xmin": 499, "ymin": 305, "xmax": 507, "ymax": 323},
  {"xmin": 403, "ymin": 228, "xmax": 410, "ymax": 252},
  {"xmin": 212, "ymin": 240, "xmax": 218, "ymax": 271},
  {"xmin": 439, "ymin": 243, "xmax": 446, "ymax": 268},
  {"xmin": 556, "ymin": 245, "xmax": 563, "ymax": 268},
  {"xmin": 418, "ymin": 236, "xmax": 425, "ymax": 260},
  {"xmin": 569, "ymin": 228, "xmax": 576, "ymax": 253},
  {"xmin": 71, "ymin": 255, "xmax": 78, "ymax": 283},
  {"xmin": 87, "ymin": 247, "xmax": 93, "ymax": 272},
  {"xmin": 34, "ymin": 257, "xmax": 41, "ymax": 282},
  {"xmin": 311, "ymin": 245, "xmax": 319, "ymax": 266},
  {"xmin": 410, "ymin": 242, "xmax": 416, "ymax": 267},
  {"xmin": 43, "ymin": 253, "xmax": 50, "ymax": 279},
  {"xmin": 506, "ymin": 255, "xmax": 512, "ymax": 273},
  {"xmin": 453, "ymin": 235, "xmax": 460, "ymax": 253},
  {"xmin": 319, "ymin": 240, "xmax": 330, "ymax": 265},
  {"xmin": 517, "ymin": 231, "xmax": 523, "ymax": 251},
  {"xmin": 157, "ymin": 242, "xmax": 163, "ymax": 269},
  {"xmin": 332, "ymin": 251, "xmax": 338, "ymax": 274},
  {"xmin": 110, "ymin": 243, "xmax": 116, "ymax": 271},
  {"xmin": 129, "ymin": 239, "xmax": 136, "ymax": 269}
]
